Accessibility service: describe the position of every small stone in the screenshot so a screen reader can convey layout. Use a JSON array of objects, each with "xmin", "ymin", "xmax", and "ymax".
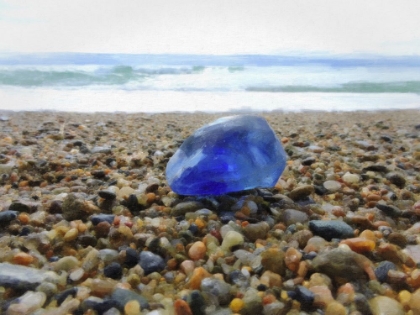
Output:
[
  {"xmin": 64, "ymin": 227, "xmax": 79, "ymax": 242},
  {"xmin": 0, "ymin": 263, "xmax": 54, "ymax": 290},
  {"xmin": 188, "ymin": 241, "xmax": 207, "ymax": 260},
  {"xmin": 61, "ymin": 193, "xmax": 100, "ymax": 221},
  {"xmin": 302, "ymin": 157, "xmax": 316, "ymax": 166},
  {"xmin": 241, "ymin": 288, "xmax": 263, "ymax": 315},
  {"xmin": 124, "ymin": 300, "xmax": 141, "ymax": 315},
  {"xmin": 369, "ymin": 296, "xmax": 404, "ymax": 315},
  {"xmin": 243, "ymin": 222, "xmax": 270, "ymax": 242},
  {"xmin": 295, "ymin": 285, "xmax": 315, "ymax": 308},
  {"xmin": 323, "ymin": 180, "xmax": 342, "ymax": 192},
  {"xmin": 91, "ymin": 214, "xmax": 115, "ymax": 225},
  {"xmin": 230, "ymin": 298, "xmax": 245, "ymax": 313},
  {"xmin": 0, "ymin": 210, "xmax": 18, "ymax": 226},
  {"xmin": 104, "ymin": 262, "xmax": 123, "ymax": 279},
  {"xmin": 171, "ymin": 201, "xmax": 204, "ymax": 216},
  {"xmin": 6, "ymin": 291, "xmax": 47, "ymax": 315},
  {"xmin": 309, "ymin": 220, "xmax": 354, "ymax": 241},
  {"xmin": 91, "ymin": 146, "xmax": 112, "ymax": 154},
  {"xmin": 409, "ymin": 288, "xmax": 420, "ymax": 315},
  {"xmin": 325, "ymin": 301, "xmax": 346, "ymax": 315},
  {"xmin": 312, "ymin": 248, "xmax": 373, "ymax": 281},
  {"xmin": 342, "ymin": 172, "xmax": 360, "ymax": 184},
  {"xmin": 386, "ymin": 172, "xmax": 406, "ymax": 188},
  {"xmin": 54, "ymin": 256, "xmax": 79, "ymax": 272},
  {"xmin": 340, "ymin": 237, "xmax": 376, "ymax": 253},
  {"xmin": 174, "ymin": 299, "xmax": 193, "ymax": 315},
  {"xmin": 189, "ymin": 290, "xmax": 206, "ymax": 315},
  {"xmin": 354, "ymin": 293, "xmax": 372, "ymax": 315},
  {"xmin": 260, "ymin": 270, "xmax": 282, "ymax": 288},
  {"xmin": 12, "ymin": 252, "xmax": 34, "ymax": 266},
  {"xmin": 201, "ymin": 277, "xmax": 231, "ymax": 305},
  {"xmin": 289, "ymin": 185, "xmax": 314, "ymax": 201},
  {"xmin": 55, "ymin": 287, "xmax": 78, "ymax": 305},
  {"xmin": 111, "ymin": 288, "xmax": 148, "ymax": 310},
  {"xmin": 221, "ymin": 230, "xmax": 244, "ymax": 251},
  {"xmin": 139, "ymin": 251, "xmax": 165, "ymax": 275},
  {"xmin": 261, "ymin": 248, "xmax": 286, "ymax": 276},
  {"xmin": 375, "ymin": 261, "xmax": 397, "ymax": 283},
  {"xmin": 187, "ymin": 267, "xmax": 211, "ymax": 290},
  {"xmin": 282, "ymin": 209, "xmax": 309, "ymax": 226},
  {"xmin": 376, "ymin": 203, "xmax": 402, "ymax": 217},
  {"xmin": 98, "ymin": 189, "xmax": 117, "ymax": 200},
  {"xmin": 166, "ymin": 115, "xmax": 287, "ymax": 195},
  {"xmin": 82, "ymin": 248, "xmax": 100, "ymax": 272}
]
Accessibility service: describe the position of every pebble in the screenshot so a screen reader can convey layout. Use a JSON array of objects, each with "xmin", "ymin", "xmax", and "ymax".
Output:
[
  {"xmin": 342, "ymin": 172, "xmax": 360, "ymax": 184},
  {"xmin": 111, "ymin": 288, "xmax": 149, "ymax": 310},
  {"xmin": 243, "ymin": 221, "xmax": 270, "ymax": 241},
  {"xmin": 6, "ymin": 291, "xmax": 47, "ymax": 315},
  {"xmin": 312, "ymin": 248, "xmax": 373, "ymax": 281},
  {"xmin": 369, "ymin": 296, "xmax": 405, "ymax": 315},
  {"xmin": 139, "ymin": 251, "xmax": 166, "ymax": 275},
  {"xmin": 201, "ymin": 277, "xmax": 231, "ymax": 305},
  {"xmin": 309, "ymin": 220, "xmax": 354, "ymax": 240},
  {"xmin": 0, "ymin": 210, "xmax": 18, "ymax": 226},
  {"xmin": 104, "ymin": 262, "xmax": 123, "ymax": 279},
  {"xmin": 54, "ymin": 256, "xmax": 79, "ymax": 271},
  {"xmin": 221, "ymin": 230, "xmax": 244, "ymax": 251},
  {"xmin": 261, "ymin": 248, "xmax": 286, "ymax": 276},
  {"xmin": 188, "ymin": 241, "xmax": 206, "ymax": 260},
  {"xmin": 0, "ymin": 262, "xmax": 53, "ymax": 290},
  {"xmin": 91, "ymin": 214, "xmax": 115, "ymax": 225},
  {"xmin": 375, "ymin": 261, "xmax": 397, "ymax": 283},
  {"xmin": 288, "ymin": 185, "xmax": 314, "ymax": 201},
  {"xmin": 295, "ymin": 285, "xmax": 315, "ymax": 308},
  {"xmin": 385, "ymin": 172, "xmax": 406, "ymax": 188},
  {"xmin": 323, "ymin": 180, "xmax": 342, "ymax": 192},
  {"xmin": 376, "ymin": 203, "xmax": 402, "ymax": 217},
  {"xmin": 230, "ymin": 297, "xmax": 245, "ymax": 313},
  {"xmin": 124, "ymin": 300, "xmax": 141, "ymax": 315},
  {"xmin": 282, "ymin": 209, "xmax": 309, "ymax": 226}
]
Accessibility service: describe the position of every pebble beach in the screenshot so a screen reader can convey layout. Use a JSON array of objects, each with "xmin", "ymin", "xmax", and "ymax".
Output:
[{"xmin": 0, "ymin": 109, "xmax": 419, "ymax": 315}]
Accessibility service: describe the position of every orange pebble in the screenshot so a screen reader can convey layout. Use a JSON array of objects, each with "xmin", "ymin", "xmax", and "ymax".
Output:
[
  {"xmin": 187, "ymin": 267, "xmax": 211, "ymax": 289},
  {"xmin": 13, "ymin": 252, "xmax": 34, "ymax": 266},
  {"xmin": 174, "ymin": 299, "xmax": 193, "ymax": 315},
  {"xmin": 359, "ymin": 229, "xmax": 376, "ymax": 242},
  {"xmin": 146, "ymin": 192, "xmax": 155, "ymax": 203},
  {"xmin": 18, "ymin": 180, "xmax": 29, "ymax": 187},
  {"xmin": 194, "ymin": 218, "xmax": 205, "ymax": 229},
  {"xmin": 340, "ymin": 237, "xmax": 375, "ymax": 253},
  {"xmin": 188, "ymin": 241, "xmax": 207, "ymax": 260},
  {"xmin": 285, "ymin": 247, "xmax": 302, "ymax": 272},
  {"xmin": 263, "ymin": 294, "xmax": 277, "ymax": 305},
  {"xmin": 17, "ymin": 213, "xmax": 29, "ymax": 224}
]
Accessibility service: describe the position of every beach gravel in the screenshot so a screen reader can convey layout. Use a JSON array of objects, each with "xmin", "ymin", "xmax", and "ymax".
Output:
[{"xmin": 0, "ymin": 109, "xmax": 419, "ymax": 314}]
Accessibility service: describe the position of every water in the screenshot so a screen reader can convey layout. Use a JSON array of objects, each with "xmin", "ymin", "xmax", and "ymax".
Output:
[{"xmin": 1, "ymin": 53, "xmax": 420, "ymax": 112}]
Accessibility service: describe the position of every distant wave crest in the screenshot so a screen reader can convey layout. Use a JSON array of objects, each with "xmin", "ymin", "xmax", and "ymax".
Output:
[
  {"xmin": 246, "ymin": 81, "xmax": 420, "ymax": 94},
  {"xmin": 0, "ymin": 65, "xmax": 205, "ymax": 87}
]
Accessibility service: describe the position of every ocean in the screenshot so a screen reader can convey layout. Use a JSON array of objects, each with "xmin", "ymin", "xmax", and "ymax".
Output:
[{"xmin": 1, "ymin": 53, "xmax": 420, "ymax": 112}]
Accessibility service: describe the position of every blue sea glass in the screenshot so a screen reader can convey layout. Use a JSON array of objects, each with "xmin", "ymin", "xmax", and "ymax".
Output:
[{"xmin": 166, "ymin": 115, "xmax": 287, "ymax": 195}]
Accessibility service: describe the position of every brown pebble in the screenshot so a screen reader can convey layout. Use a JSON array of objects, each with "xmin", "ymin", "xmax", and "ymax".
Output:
[
  {"xmin": 174, "ymin": 299, "xmax": 193, "ymax": 315},
  {"xmin": 13, "ymin": 252, "xmax": 34, "ymax": 266}
]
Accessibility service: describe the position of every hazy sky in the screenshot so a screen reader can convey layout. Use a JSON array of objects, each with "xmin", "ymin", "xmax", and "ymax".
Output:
[{"xmin": 1, "ymin": 0, "xmax": 420, "ymax": 55}]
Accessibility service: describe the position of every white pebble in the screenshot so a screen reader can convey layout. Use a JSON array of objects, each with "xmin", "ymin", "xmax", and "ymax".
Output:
[{"xmin": 342, "ymin": 172, "xmax": 360, "ymax": 184}]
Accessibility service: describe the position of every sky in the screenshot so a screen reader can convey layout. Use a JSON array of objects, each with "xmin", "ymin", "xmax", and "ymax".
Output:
[{"xmin": 1, "ymin": 0, "xmax": 420, "ymax": 55}]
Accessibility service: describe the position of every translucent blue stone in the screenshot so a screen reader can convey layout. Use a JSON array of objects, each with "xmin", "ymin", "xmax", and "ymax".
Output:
[{"xmin": 166, "ymin": 115, "xmax": 287, "ymax": 195}]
